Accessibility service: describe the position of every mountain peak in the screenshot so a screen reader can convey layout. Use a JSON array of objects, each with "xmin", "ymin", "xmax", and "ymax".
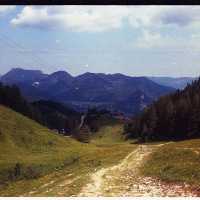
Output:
[
  {"xmin": 1, "ymin": 68, "xmax": 46, "ymax": 84},
  {"xmin": 50, "ymin": 71, "xmax": 72, "ymax": 78},
  {"xmin": 10, "ymin": 68, "xmax": 43, "ymax": 74},
  {"xmin": 48, "ymin": 71, "xmax": 73, "ymax": 83}
]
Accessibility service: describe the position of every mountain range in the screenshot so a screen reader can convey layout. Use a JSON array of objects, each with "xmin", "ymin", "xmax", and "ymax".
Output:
[
  {"xmin": 148, "ymin": 76, "xmax": 197, "ymax": 89},
  {"xmin": 1, "ymin": 68, "xmax": 193, "ymax": 115}
]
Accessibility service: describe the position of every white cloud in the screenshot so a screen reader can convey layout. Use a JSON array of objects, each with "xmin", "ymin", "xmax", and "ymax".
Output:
[
  {"xmin": 11, "ymin": 7, "xmax": 51, "ymax": 29},
  {"xmin": 10, "ymin": 6, "xmax": 200, "ymax": 51},
  {"xmin": 135, "ymin": 29, "xmax": 200, "ymax": 51},
  {"xmin": 11, "ymin": 6, "xmax": 130, "ymax": 32},
  {"xmin": 11, "ymin": 6, "xmax": 200, "ymax": 32},
  {"xmin": 0, "ymin": 6, "xmax": 15, "ymax": 14}
]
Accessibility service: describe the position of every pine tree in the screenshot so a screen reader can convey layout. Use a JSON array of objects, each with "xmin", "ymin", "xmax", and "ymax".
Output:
[{"xmin": 76, "ymin": 125, "xmax": 90, "ymax": 143}]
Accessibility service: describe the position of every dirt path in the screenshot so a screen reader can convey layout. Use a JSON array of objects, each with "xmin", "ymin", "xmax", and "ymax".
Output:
[{"xmin": 78, "ymin": 144, "xmax": 198, "ymax": 197}]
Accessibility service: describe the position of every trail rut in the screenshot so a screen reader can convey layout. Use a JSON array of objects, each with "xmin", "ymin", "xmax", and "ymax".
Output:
[{"xmin": 78, "ymin": 144, "xmax": 198, "ymax": 197}]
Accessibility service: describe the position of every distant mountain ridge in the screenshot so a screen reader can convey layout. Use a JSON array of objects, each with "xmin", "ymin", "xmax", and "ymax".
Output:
[
  {"xmin": 148, "ymin": 76, "xmax": 197, "ymax": 89},
  {"xmin": 1, "ymin": 68, "xmax": 175, "ymax": 115}
]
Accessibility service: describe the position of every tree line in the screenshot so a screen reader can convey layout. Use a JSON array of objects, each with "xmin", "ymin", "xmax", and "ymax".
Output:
[
  {"xmin": 124, "ymin": 78, "xmax": 200, "ymax": 142},
  {"xmin": 0, "ymin": 82, "xmax": 80, "ymax": 135},
  {"xmin": 0, "ymin": 82, "xmax": 117, "ymax": 142}
]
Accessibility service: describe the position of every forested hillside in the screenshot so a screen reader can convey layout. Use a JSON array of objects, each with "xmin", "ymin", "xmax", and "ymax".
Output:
[
  {"xmin": 0, "ymin": 83, "xmax": 80, "ymax": 135},
  {"xmin": 0, "ymin": 83, "xmax": 39, "ymax": 120},
  {"xmin": 0, "ymin": 82, "xmax": 118, "ymax": 142},
  {"xmin": 124, "ymin": 78, "xmax": 200, "ymax": 141}
]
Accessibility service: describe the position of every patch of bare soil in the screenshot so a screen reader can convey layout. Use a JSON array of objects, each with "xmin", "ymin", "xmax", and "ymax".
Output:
[{"xmin": 78, "ymin": 145, "xmax": 199, "ymax": 197}]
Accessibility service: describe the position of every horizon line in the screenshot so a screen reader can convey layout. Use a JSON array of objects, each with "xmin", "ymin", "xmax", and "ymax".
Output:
[{"xmin": 1, "ymin": 67, "xmax": 198, "ymax": 79}]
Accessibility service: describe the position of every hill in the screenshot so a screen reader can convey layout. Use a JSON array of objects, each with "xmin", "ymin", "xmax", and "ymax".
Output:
[
  {"xmin": 0, "ymin": 105, "xmax": 82, "ymax": 184},
  {"xmin": 0, "ymin": 82, "xmax": 121, "ymax": 141},
  {"xmin": 0, "ymin": 68, "xmax": 175, "ymax": 115},
  {"xmin": 0, "ymin": 105, "xmax": 134, "ymax": 196},
  {"xmin": 1, "ymin": 104, "xmax": 200, "ymax": 196},
  {"xmin": 32, "ymin": 100, "xmax": 80, "ymax": 134},
  {"xmin": 0, "ymin": 83, "xmax": 80, "ymax": 135}
]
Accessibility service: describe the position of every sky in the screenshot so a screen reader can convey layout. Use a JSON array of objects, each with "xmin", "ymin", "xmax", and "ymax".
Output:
[{"xmin": 0, "ymin": 5, "xmax": 200, "ymax": 77}]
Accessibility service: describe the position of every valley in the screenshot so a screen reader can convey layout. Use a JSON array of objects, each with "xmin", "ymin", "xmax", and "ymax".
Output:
[
  {"xmin": 1, "ymin": 104, "xmax": 200, "ymax": 197},
  {"xmin": 0, "ymin": 69, "xmax": 200, "ymax": 197},
  {"xmin": 1, "ymin": 5, "xmax": 200, "ymax": 197}
]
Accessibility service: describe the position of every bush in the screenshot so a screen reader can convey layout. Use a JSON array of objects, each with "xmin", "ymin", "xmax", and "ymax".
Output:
[
  {"xmin": 14, "ymin": 163, "xmax": 21, "ymax": 178},
  {"xmin": 24, "ymin": 166, "xmax": 42, "ymax": 179}
]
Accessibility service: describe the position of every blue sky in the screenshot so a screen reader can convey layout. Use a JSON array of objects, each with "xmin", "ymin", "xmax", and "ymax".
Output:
[{"xmin": 0, "ymin": 6, "xmax": 200, "ymax": 77}]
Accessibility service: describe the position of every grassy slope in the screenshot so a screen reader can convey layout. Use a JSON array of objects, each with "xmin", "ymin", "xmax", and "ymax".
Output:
[
  {"xmin": 141, "ymin": 139, "xmax": 200, "ymax": 186},
  {"xmin": 0, "ymin": 105, "xmax": 83, "ymax": 182},
  {"xmin": 0, "ymin": 105, "xmax": 135, "ymax": 196},
  {"xmin": 91, "ymin": 124, "xmax": 127, "ymax": 145}
]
